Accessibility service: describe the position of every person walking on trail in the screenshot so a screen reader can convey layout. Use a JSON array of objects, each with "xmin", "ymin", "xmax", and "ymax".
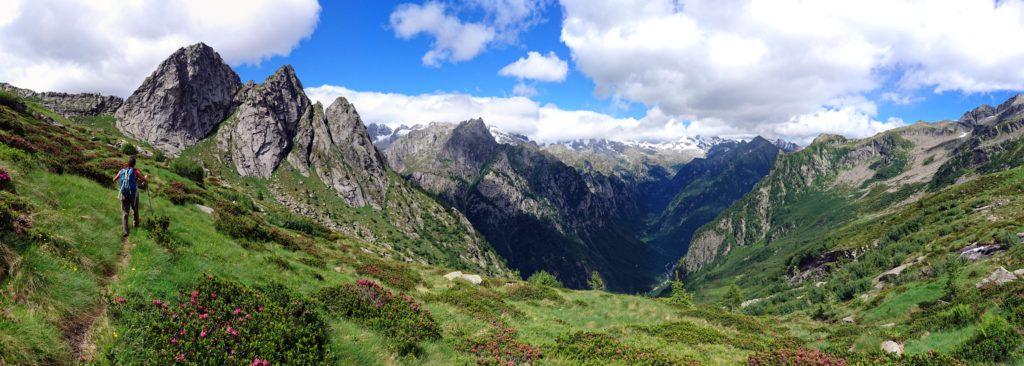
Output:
[{"xmin": 113, "ymin": 156, "xmax": 147, "ymax": 237}]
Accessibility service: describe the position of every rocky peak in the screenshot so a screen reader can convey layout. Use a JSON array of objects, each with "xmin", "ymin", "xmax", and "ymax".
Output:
[
  {"xmin": 287, "ymin": 97, "xmax": 389, "ymax": 208},
  {"xmin": 116, "ymin": 42, "xmax": 242, "ymax": 155},
  {"xmin": 444, "ymin": 118, "xmax": 500, "ymax": 173},
  {"xmin": 995, "ymin": 93, "xmax": 1024, "ymax": 118},
  {"xmin": 218, "ymin": 64, "xmax": 310, "ymax": 178},
  {"xmin": 0, "ymin": 82, "xmax": 123, "ymax": 118},
  {"xmin": 959, "ymin": 104, "xmax": 996, "ymax": 126}
]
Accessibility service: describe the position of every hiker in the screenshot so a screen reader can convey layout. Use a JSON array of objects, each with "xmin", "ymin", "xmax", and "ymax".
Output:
[{"xmin": 113, "ymin": 156, "xmax": 147, "ymax": 237}]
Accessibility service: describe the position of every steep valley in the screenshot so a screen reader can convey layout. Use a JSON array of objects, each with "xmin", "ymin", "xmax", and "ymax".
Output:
[{"xmin": 3, "ymin": 41, "xmax": 1024, "ymax": 365}]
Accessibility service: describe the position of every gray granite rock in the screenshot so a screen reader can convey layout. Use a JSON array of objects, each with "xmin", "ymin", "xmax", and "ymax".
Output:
[{"xmin": 116, "ymin": 43, "xmax": 241, "ymax": 155}]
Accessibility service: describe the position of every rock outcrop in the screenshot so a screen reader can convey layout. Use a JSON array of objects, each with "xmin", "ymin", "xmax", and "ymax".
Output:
[
  {"xmin": 219, "ymin": 65, "xmax": 309, "ymax": 178},
  {"xmin": 116, "ymin": 43, "xmax": 242, "ymax": 155},
  {"xmin": 287, "ymin": 97, "xmax": 389, "ymax": 208},
  {"xmin": 0, "ymin": 82, "xmax": 123, "ymax": 118}
]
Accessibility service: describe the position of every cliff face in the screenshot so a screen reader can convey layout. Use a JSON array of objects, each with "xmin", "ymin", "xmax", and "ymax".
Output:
[{"xmin": 116, "ymin": 43, "xmax": 241, "ymax": 155}]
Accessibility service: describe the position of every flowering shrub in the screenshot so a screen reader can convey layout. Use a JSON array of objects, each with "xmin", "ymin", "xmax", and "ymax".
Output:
[
  {"xmin": 551, "ymin": 331, "xmax": 685, "ymax": 366},
  {"xmin": 316, "ymin": 279, "xmax": 440, "ymax": 355},
  {"xmin": 106, "ymin": 277, "xmax": 329, "ymax": 365},
  {"xmin": 747, "ymin": 348, "xmax": 847, "ymax": 366},
  {"xmin": 162, "ymin": 180, "xmax": 193, "ymax": 205},
  {"xmin": 0, "ymin": 168, "xmax": 12, "ymax": 192},
  {"xmin": 355, "ymin": 257, "xmax": 422, "ymax": 291},
  {"xmin": 463, "ymin": 324, "xmax": 542, "ymax": 365}
]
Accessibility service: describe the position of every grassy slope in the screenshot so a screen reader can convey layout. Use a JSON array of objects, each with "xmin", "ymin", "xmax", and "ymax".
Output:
[{"xmin": 0, "ymin": 93, "xmax": 810, "ymax": 365}]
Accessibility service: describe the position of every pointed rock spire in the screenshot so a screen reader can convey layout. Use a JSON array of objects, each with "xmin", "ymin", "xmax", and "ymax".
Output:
[{"xmin": 116, "ymin": 43, "xmax": 241, "ymax": 155}]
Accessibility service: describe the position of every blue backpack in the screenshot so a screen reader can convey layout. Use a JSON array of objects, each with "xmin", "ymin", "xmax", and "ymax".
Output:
[{"xmin": 117, "ymin": 168, "xmax": 137, "ymax": 196}]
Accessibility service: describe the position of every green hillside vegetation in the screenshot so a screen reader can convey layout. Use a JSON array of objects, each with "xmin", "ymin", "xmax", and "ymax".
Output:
[
  {"xmin": 0, "ymin": 90, "xmax": 855, "ymax": 365},
  {"xmin": 5, "ymin": 88, "xmax": 1020, "ymax": 364},
  {"xmin": 680, "ymin": 118, "xmax": 1024, "ymax": 362}
]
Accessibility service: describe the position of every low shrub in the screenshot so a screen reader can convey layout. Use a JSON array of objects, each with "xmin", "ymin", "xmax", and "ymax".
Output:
[
  {"xmin": 0, "ymin": 191, "xmax": 30, "ymax": 234},
  {"xmin": 267, "ymin": 211, "xmax": 331, "ymax": 239},
  {"xmin": 936, "ymin": 303, "xmax": 976, "ymax": 328},
  {"xmin": 171, "ymin": 158, "xmax": 204, "ymax": 184},
  {"xmin": 0, "ymin": 168, "xmax": 13, "ymax": 192},
  {"xmin": 503, "ymin": 282, "xmax": 562, "ymax": 302},
  {"xmin": 213, "ymin": 201, "xmax": 269, "ymax": 242},
  {"xmin": 316, "ymin": 279, "xmax": 439, "ymax": 355},
  {"xmin": 161, "ymin": 180, "xmax": 192, "ymax": 205},
  {"xmin": 119, "ymin": 142, "xmax": 138, "ymax": 156},
  {"xmin": 747, "ymin": 348, "xmax": 847, "ymax": 366},
  {"xmin": 354, "ymin": 257, "xmax": 422, "ymax": 291},
  {"xmin": 642, "ymin": 321, "xmax": 730, "ymax": 346},
  {"xmin": 430, "ymin": 281, "xmax": 521, "ymax": 320},
  {"xmin": 953, "ymin": 312, "xmax": 1022, "ymax": 363},
  {"xmin": 463, "ymin": 324, "xmax": 542, "ymax": 366},
  {"xmin": 550, "ymin": 331, "xmax": 684, "ymax": 366},
  {"xmin": 142, "ymin": 215, "xmax": 179, "ymax": 252},
  {"xmin": 106, "ymin": 277, "xmax": 329, "ymax": 365},
  {"xmin": 527, "ymin": 270, "xmax": 563, "ymax": 288}
]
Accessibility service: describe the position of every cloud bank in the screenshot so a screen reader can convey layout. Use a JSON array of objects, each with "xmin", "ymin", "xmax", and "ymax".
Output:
[
  {"xmin": 559, "ymin": 0, "xmax": 1024, "ymax": 129},
  {"xmin": 390, "ymin": 0, "xmax": 552, "ymax": 66},
  {"xmin": 306, "ymin": 84, "xmax": 903, "ymax": 144},
  {"xmin": 0, "ymin": 0, "xmax": 320, "ymax": 96}
]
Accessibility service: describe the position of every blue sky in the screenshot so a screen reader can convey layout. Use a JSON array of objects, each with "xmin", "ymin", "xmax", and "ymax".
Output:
[
  {"xmin": 233, "ymin": 1, "xmax": 1019, "ymax": 129},
  {"xmin": 5, "ymin": 0, "xmax": 1024, "ymax": 143},
  {"xmin": 234, "ymin": 1, "xmax": 630, "ymax": 117}
]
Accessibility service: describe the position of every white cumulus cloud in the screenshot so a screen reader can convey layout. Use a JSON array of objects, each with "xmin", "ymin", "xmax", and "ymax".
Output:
[
  {"xmin": 559, "ymin": 0, "xmax": 1024, "ymax": 134},
  {"xmin": 499, "ymin": 51, "xmax": 568, "ymax": 82},
  {"xmin": 390, "ymin": 0, "xmax": 551, "ymax": 66},
  {"xmin": 306, "ymin": 84, "xmax": 899, "ymax": 144},
  {"xmin": 0, "ymin": 0, "xmax": 320, "ymax": 96}
]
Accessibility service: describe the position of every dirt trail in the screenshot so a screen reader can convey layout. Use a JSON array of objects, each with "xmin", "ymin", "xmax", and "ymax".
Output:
[{"xmin": 64, "ymin": 236, "xmax": 134, "ymax": 362}]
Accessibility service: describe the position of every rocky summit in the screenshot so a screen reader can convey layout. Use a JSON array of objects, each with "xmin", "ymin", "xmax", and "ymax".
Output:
[
  {"xmin": 287, "ymin": 97, "xmax": 389, "ymax": 208},
  {"xmin": 218, "ymin": 65, "xmax": 310, "ymax": 178},
  {"xmin": 116, "ymin": 43, "xmax": 242, "ymax": 155}
]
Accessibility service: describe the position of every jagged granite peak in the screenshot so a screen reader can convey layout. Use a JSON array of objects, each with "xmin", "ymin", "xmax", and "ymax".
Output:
[
  {"xmin": 772, "ymin": 138, "xmax": 801, "ymax": 152},
  {"xmin": 959, "ymin": 104, "xmax": 996, "ymax": 126},
  {"xmin": 218, "ymin": 65, "xmax": 309, "ymax": 178},
  {"xmin": 0, "ymin": 82, "xmax": 123, "ymax": 118},
  {"xmin": 116, "ymin": 43, "xmax": 241, "ymax": 155},
  {"xmin": 288, "ymin": 97, "xmax": 389, "ymax": 208}
]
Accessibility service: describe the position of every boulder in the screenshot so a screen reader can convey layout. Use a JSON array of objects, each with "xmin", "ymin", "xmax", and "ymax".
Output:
[
  {"xmin": 880, "ymin": 340, "xmax": 903, "ymax": 355},
  {"xmin": 842, "ymin": 316, "xmax": 855, "ymax": 324},
  {"xmin": 976, "ymin": 267, "xmax": 1018, "ymax": 288},
  {"xmin": 959, "ymin": 243, "xmax": 1004, "ymax": 261},
  {"xmin": 195, "ymin": 204, "xmax": 213, "ymax": 215},
  {"xmin": 116, "ymin": 43, "xmax": 242, "ymax": 155},
  {"xmin": 741, "ymin": 298, "xmax": 764, "ymax": 308},
  {"xmin": 443, "ymin": 271, "xmax": 483, "ymax": 285}
]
